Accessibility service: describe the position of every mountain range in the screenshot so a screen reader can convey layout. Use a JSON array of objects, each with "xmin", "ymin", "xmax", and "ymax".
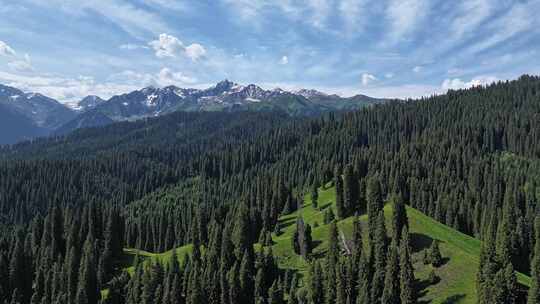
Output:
[{"xmin": 0, "ymin": 80, "xmax": 386, "ymax": 144}]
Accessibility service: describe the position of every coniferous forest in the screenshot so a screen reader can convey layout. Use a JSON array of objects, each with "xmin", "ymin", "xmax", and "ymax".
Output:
[{"xmin": 2, "ymin": 75, "xmax": 540, "ymax": 303}]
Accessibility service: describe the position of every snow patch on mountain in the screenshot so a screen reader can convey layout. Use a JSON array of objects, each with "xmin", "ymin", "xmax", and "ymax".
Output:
[{"xmin": 146, "ymin": 94, "xmax": 158, "ymax": 107}]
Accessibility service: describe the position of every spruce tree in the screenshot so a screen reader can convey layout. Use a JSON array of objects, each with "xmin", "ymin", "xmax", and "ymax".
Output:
[
  {"xmin": 528, "ymin": 216, "xmax": 540, "ymax": 304},
  {"xmin": 309, "ymin": 261, "xmax": 324, "ymax": 304},
  {"xmin": 240, "ymin": 250, "xmax": 255, "ymax": 304},
  {"xmin": 381, "ymin": 240, "xmax": 400, "ymax": 304},
  {"xmin": 367, "ymin": 178, "xmax": 383, "ymax": 242},
  {"xmin": 335, "ymin": 170, "xmax": 345, "ymax": 219},
  {"xmin": 336, "ymin": 262, "xmax": 347, "ymax": 304},
  {"xmin": 356, "ymin": 255, "xmax": 371, "ymax": 304},
  {"xmin": 311, "ymin": 183, "xmax": 319, "ymax": 210},
  {"xmin": 76, "ymin": 235, "xmax": 99, "ymax": 304},
  {"xmin": 391, "ymin": 193, "xmax": 408, "ymax": 244},
  {"xmin": 343, "ymin": 164, "xmax": 359, "ymax": 216},
  {"xmin": 399, "ymin": 227, "xmax": 415, "ymax": 304},
  {"xmin": 429, "ymin": 240, "xmax": 443, "ymax": 267},
  {"xmin": 370, "ymin": 211, "xmax": 387, "ymax": 303}
]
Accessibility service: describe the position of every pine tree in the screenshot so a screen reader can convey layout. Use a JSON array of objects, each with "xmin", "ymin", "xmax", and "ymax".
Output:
[
  {"xmin": 429, "ymin": 240, "xmax": 443, "ymax": 267},
  {"xmin": 343, "ymin": 164, "xmax": 359, "ymax": 216},
  {"xmin": 367, "ymin": 178, "xmax": 383, "ymax": 242},
  {"xmin": 399, "ymin": 227, "xmax": 415, "ymax": 304},
  {"xmin": 311, "ymin": 182, "xmax": 319, "ymax": 210},
  {"xmin": 335, "ymin": 169, "xmax": 345, "ymax": 219},
  {"xmin": 336, "ymin": 262, "xmax": 347, "ymax": 304},
  {"xmin": 76, "ymin": 235, "xmax": 99, "ymax": 304},
  {"xmin": 303, "ymin": 224, "xmax": 313, "ymax": 258},
  {"xmin": 371, "ymin": 211, "xmax": 387, "ymax": 304},
  {"xmin": 528, "ymin": 216, "xmax": 540, "ymax": 304},
  {"xmin": 381, "ymin": 240, "xmax": 400, "ymax": 304},
  {"xmin": 309, "ymin": 261, "xmax": 324, "ymax": 304},
  {"xmin": 9, "ymin": 235, "xmax": 28, "ymax": 301},
  {"xmin": 325, "ymin": 208, "xmax": 336, "ymax": 225},
  {"xmin": 356, "ymin": 255, "xmax": 371, "ymax": 304},
  {"xmin": 390, "ymin": 193, "xmax": 408, "ymax": 244},
  {"xmin": 233, "ymin": 203, "xmax": 252, "ymax": 260},
  {"xmin": 268, "ymin": 280, "xmax": 283, "ymax": 304},
  {"xmin": 239, "ymin": 250, "xmax": 255, "ymax": 304},
  {"xmin": 254, "ymin": 268, "xmax": 265, "ymax": 304}
]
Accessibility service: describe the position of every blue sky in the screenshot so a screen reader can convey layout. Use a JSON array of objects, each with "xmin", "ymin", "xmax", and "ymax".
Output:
[{"xmin": 0, "ymin": 0, "xmax": 539, "ymax": 103}]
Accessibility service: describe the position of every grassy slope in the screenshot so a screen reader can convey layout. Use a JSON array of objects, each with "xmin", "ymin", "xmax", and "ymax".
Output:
[
  {"xmin": 120, "ymin": 184, "xmax": 531, "ymax": 304},
  {"xmin": 270, "ymin": 184, "xmax": 531, "ymax": 304}
]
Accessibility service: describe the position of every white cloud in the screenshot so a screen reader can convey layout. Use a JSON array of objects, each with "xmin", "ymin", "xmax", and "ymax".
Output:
[
  {"xmin": 0, "ymin": 70, "xmax": 138, "ymax": 103},
  {"xmin": 412, "ymin": 66, "xmax": 422, "ymax": 73},
  {"xmin": 149, "ymin": 33, "xmax": 185, "ymax": 58},
  {"xmin": 451, "ymin": 0, "xmax": 493, "ymax": 40},
  {"xmin": 468, "ymin": 3, "xmax": 535, "ymax": 54},
  {"xmin": 385, "ymin": 73, "xmax": 394, "ymax": 79},
  {"xmin": 149, "ymin": 33, "xmax": 206, "ymax": 61},
  {"xmin": 279, "ymin": 56, "xmax": 289, "ymax": 65},
  {"xmin": 27, "ymin": 0, "xmax": 169, "ymax": 37},
  {"xmin": 8, "ymin": 53, "xmax": 33, "ymax": 72},
  {"xmin": 385, "ymin": 0, "xmax": 430, "ymax": 44},
  {"xmin": 361, "ymin": 73, "xmax": 377, "ymax": 86},
  {"xmin": 0, "ymin": 40, "xmax": 16, "ymax": 56},
  {"xmin": 0, "ymin": 65, "xmax": 197, "ymax": 103},
  {"xmin": 185, "ymin": 43, "xmax": 206, "ymax": 61},
  {"xmin": 441, "ymin": 76, "xmax": 498, "ymax": 90},
  {"xmin": 157, "ymin": 68, "xmax": 197, "ymax": 85},
  {"xmin": 119, "ymin": 43, "xmax": 148, "ymax": 50}
]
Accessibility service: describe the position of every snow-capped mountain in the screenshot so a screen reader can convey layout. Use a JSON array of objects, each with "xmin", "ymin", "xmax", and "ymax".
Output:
[
  {"xmin": 0, "ymin": 80, "xmax": 387, "ymax": 144},
  {"xmin": 0, "ymin": 84, "xmax": 76, "ymax": 131}
]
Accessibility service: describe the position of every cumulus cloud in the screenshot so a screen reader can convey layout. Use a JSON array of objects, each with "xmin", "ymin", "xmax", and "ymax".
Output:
[
  {"xmin": 0, "ymin": 40, "xmax": 16, "ymax": 57},
  {"xmin": 413, "ymin": 66, "xmax": 422, "ymax": 73},
  {"xmin": 361, "ymin": 73, "xmax": 377, "ymax": 86},
  {"xmin": 385, "ymin": 0, "xmax": 430, "ymax": 44},
  {"xmin": 441, "ymin": 76, "xmax": 498, "ymax": 90},
  {"xmin": 279, "ymin": 56, "xmax": 289, "ymax": 65},
  {"xmin": 149, "ymin": 33, "xmax": 206, "ymax": 61},
  {"xmin": 149, "ymin": 33, "xmax": 185, "ymax": 58},
  {"xmin": 184, "ymin": 43, "xmax": 206, "ymax": 61}
]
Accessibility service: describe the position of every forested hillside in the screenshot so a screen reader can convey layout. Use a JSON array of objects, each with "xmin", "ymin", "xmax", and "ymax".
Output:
[{"xmin": 1, "ymin": 75, "xmax": 540, "ymax": 304}]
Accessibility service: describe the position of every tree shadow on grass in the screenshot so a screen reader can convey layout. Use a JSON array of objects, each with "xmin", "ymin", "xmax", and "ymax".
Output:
[
  {"xmin": 117, "ymin": 249, "xmax": 150, "ymax": 269},
  {"xmin": 440, "ymin": 294, "xmax": 466, "ymax": 304},
  {"xmin": 319, "ymin": 201, "xmax": 333, "ymax": 211},
  {"xmin": 416, "ymin": 277, "xmax": 432, "ymax": 302},
  {"xmin": 279, "ymin": 218, "xmax": 296, "ymax": 230},
  {"xmin": 410, "ymin": 232, "xmax": 434, "ymax": 253}
]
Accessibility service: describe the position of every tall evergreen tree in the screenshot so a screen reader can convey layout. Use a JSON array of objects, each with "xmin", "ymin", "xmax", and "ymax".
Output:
[
  {"xmin": 335, "ymin": 169, "xmax": 345, "ymax": 219},
  {"xmin": 399, "ymin": 227, "xmax": 415, "ymax": 304},
  {"xmin": 381, "ymin": 239, "xmax": 400, "ymax": 304},
  {"xmin": 343, "ymin": 164, "xmax": 359, "ymax": 216},
  {"xmin": 371, "ymin": 211, "xmax": 388, "ymax": 304},
  {"xmin": 367, "ymin": 178, "xmax": 384, "ymax": 242},
  {"xmin": 390, "ymin": 193, "xmax": 408, "ymax": 244},
  {"xmin": 311, "ymin": 182, "xmax": 319, "ymax": 210},
  {"xmin": 528, "ymin": 216, "xmax": 540, "ymax": 304}
]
